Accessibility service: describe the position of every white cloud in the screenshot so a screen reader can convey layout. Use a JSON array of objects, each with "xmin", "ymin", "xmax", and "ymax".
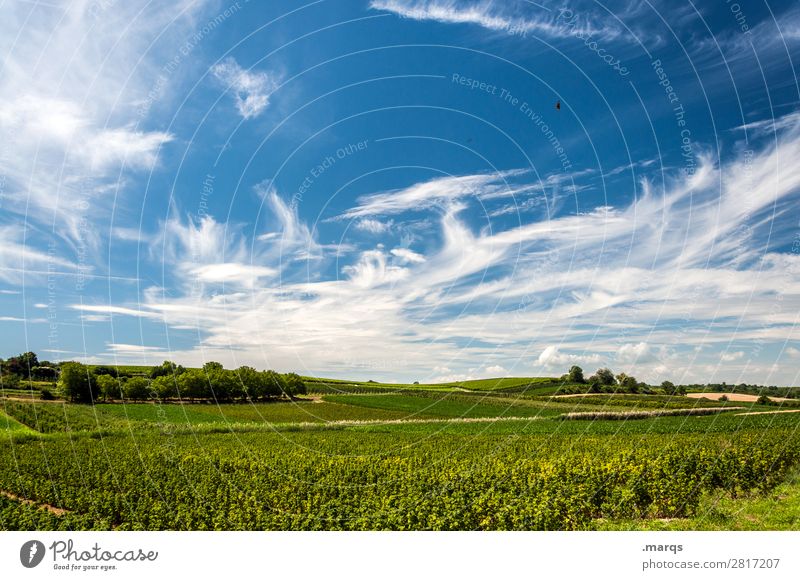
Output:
[
  {"xmin": 484, "ymin": 364, "xmax": 507, "ymax": 375},
  {"xmin": 190, "ymin": 263, "xmax": 277, "ymax": 287},
  {"xmin": 0, "ymin": 226, "xmax": 81, "ymax": 284},
  {"xmin": 370, "ymin": 0, "xmax": 621, "ymax": 40},
  {"xmin": 107, "ymin": 343, "xmax": 164, "ymax": 353},
  {"xmin": 343, "ymin": 249, "xmax": 411, "ymax": 288},
  {"xmin": 733, "ymin": 110, "xmax": 800, "ymax": 138},
  {"xmin": 0, "ymin": 1, "xmax": 211, "ymax": 276},
  {"xmin": 616, "ymin": 342, "xmax": 656, "ymax": 364},
  {"xmin": 0, "ymin": 316, "xmax": 47, "ymax": 323},
  {"xmin": 785, "ymin": 347, "xmax": 800, "ymax": 359},
  {"xmin": 335, "ymin": 171, "xmax": 526, "ymax": 219},
  {"xmin": 211, "ymin": 57, "xmax": 278, "ymax": 119},
  {"xmin": 537, "ymin": 346, "xmax": 602, "ymax": 368},
  {"xmin": 355, "ymin": 219, "xmax": 393, "ymax": 234},
  {"xmin": 390, "ymin": 247, "xmax": 426, "ymax": 264},
  {"xmin": 84, "ymin": 111, "xmax": 800, "ymax": 384},
  {"xmin": 720, "ymin": 351, "xmax": 745, "ymax": 362},
  {"xmin": 71, "ymin": 304, "xmax": 161, "ymax": 320}
]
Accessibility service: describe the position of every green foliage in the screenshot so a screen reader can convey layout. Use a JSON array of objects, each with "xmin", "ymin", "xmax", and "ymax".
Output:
[
  {"xmin": 325, "ymin": 393, "xmax": 561, "ymax": 419},
  {"xmin": 0, "ymin": 401, "xmax": 122, "ymax": 433},
  {"xmin": 31, "ymin": 366, "xmax": 58, "ymax": 381},
  {"xmin": 0, "ymin": 428, "xmax": 797, "ymax": 530},
  {"xmin": 284, "ymin": 373, "xmax": 307, "ymax": 397},
  {"xmin": 0, "ymin": 494, "xmax": 97, "ymax": 531},
  {"xmin": 568, "ymin": 366, "xmax": 585, "ymax": 383},
  {"xmin": 95, "ymin": 374, "xmax": 122, "ymax": 401},
  {"xmin": 95, "ymin": 400, "xmax": 418, "ymax": 425},
  {"xmin": 149, "ymin": 360, "xmax": 186, "ymax": 380},
  {"xmin": 0, "ymin": 371, "xmax": 20, "ymax": 389},
  {"xmin": 122, "ymin": 377, "xmax": 151, "ymax": 401},
  {"xmin": 592, "ymin": 368, "xmax": 616, "ymax": 386},
  {"xmin": 58, "ymin": 362, "xmax": 99, "ymax": 403}
]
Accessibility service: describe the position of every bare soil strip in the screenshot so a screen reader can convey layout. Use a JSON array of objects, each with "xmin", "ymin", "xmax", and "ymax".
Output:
[
  {"xmin": 317, "ymin": 415, "xmax": 541, "ymax": 427},
  {"xmin": 686, "ymin": 392, "xmax": 791, "ymax": 403},
  {"xmin": 736, "ymin": 409, "xmax": 800, "ymax": 416},
  {"xmin": 552, "ymin": 393, "xmax": 645, "ymax": 398},
  {"xmin": 0, "ymin": 490, "xmax": 69, "ymax": 516},
  {"xmin": 1, "ymin": 396, "xmax": 63, "ymax": 403}
]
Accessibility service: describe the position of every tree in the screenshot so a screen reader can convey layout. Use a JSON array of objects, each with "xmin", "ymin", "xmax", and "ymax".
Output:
[
  {"xmin": 235, "ymin": 366, "xmax": 262, "ymax": 401},
  {"xmin": 149, "ymin": 360, "xmax": 186, "ymax": 380},
  {"xmin": 0, "ymin": 371, "xmax": 20, "ymax": 389},
  {"xmin": 2, "ymin": 356, "xmax": 24, "ymax": 377},
  {"xmin": 567, "ymin": 365, "xmax": 585, "ymax": 384},
  {"xmin": 31, "ymin": 366, "xmax": 58, "ymax": 381},
  {"xmin": 207, "ymin": 369, "xmax": 240, "ymax": 402},
  {"xmin": 661, "ymin": 380, "xmax": 676, "ymax": 395},
  {"xmin": 123, "ymin": 377, "xmax": 151, "ymax": 401},
  {"xmin": 593, "ymin": 368, "xmax": 616, "ymax": 386},
  {"xmin": 95, "ymin": 374, "xmax": 122, "ymax": 401},
  {"xmin": 178, "ymin": 369, "xmax": 209, "ymax": 401},
  {"xmin": 283, "ymin": 373, "xmax": 307, "ymax": 397},
  {"xmin": 757, "ymin": 394, "xmax": 772, "ymax": 405},
  {"xmin": 619, "ymin": 375, "xmax": 638, "ymax": 392},
  {"xmin": 202, "ymin": 361, "xmax": 224, "ymax": 374},
  {"xmin": 59, "ymin": 362, "xmax": 98, "ymax": 403},
  {"xmin": 150, "ymin": 375, "xmax": 178, "ymax": 400},
  {"xmin": 256, "ymin": 370, "xmax": 285, "ymax": 400},
  {"xmin": 93, "ymin": 365, "xmax": 118, "ymax": 377}
]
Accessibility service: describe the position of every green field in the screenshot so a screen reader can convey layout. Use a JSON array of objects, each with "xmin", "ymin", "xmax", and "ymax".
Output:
[{"xmin": 1, "ymin": 387, "xmax": 799, "ymax": 531}]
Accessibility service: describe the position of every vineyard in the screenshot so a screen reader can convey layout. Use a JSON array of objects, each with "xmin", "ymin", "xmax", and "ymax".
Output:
[{"xmin": 1, "ymin": 389, "xmax": 799, "ymax": 531}]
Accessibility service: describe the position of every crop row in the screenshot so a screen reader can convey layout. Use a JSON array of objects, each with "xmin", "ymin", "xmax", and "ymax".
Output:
[{"xmin": 0, "ymin": 428, "xmax": 797, "ymax": 530}]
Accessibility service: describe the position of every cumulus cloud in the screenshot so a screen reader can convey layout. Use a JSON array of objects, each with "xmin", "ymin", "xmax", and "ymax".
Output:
[
  {"xmin": 484, "ymin": 364, "xmax": 507, "ymax": 375},
  {"xmin": 211, "ymin": 57, "xmax": 278, "ymax": 119},
  {"xmin": 537, "ymin": 346, "xmax": 602, "ymax": 368},
  {"xmin": 616, "ymin": 342, "xmax": 656, "ymax": 364}
]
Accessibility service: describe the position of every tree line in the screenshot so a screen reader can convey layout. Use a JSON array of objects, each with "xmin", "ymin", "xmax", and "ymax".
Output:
[
  {"xmin": 560, "ymin": 365, "xmax": 687, "ymax": 395},
  {"xmin": 58, "ymin": 360, "xmax": 307, "ymax": 403},
  {"xmin": 0, "ymin": 352, "xmax": 58, "ymax": 384}
]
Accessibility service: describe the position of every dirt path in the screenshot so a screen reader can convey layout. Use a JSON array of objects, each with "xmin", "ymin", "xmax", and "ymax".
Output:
[
  {"xmin": 0, "ymin": 490, "xmax": 69, "ymax": 516},
  {"xmin": 1, "ymin": 396, "xmax": 63, "ymax": 403},
  {"xmin": 686, "ymin": 392, "xmax": 791, "ymax": 403},
  {"xmin": 298, "ymin": 415, "xmax": 543, "ymax": 428},
  {"xmin": 736, "ymin": 409, "xmax": 800, "ymax": 416}
]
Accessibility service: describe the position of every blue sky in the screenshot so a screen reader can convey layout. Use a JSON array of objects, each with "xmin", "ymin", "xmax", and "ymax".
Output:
[{"xmin": 1, "ymin": 0, "xmax": 799, "ymax": 385}]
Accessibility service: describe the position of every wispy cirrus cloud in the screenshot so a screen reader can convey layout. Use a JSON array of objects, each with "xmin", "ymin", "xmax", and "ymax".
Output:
[
  {"xmin": 74, "ymin": 110, "xmax": 800, "ymax": 385},
  {"xmin": 335, "ymin": 170, "xmax": 533, "ymax": 219},
  {"xmin": 0, "ymin": 0, "xmax": 214, "ymax": 276},
  {"xmin": 369, "ymin": 0, "xmax": 623, "ymax": 40},
  {"xmin": 211, "ymin": 57, "xmax": 279, "ymax": 119}
]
